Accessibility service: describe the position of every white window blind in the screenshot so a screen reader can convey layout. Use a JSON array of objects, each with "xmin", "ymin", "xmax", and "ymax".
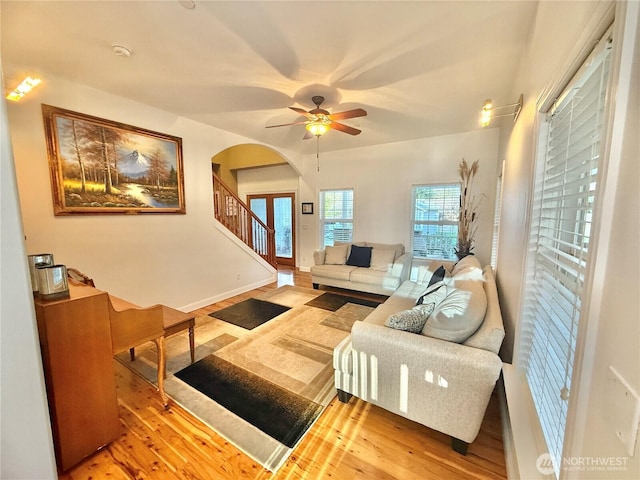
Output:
[
  {"xmin": 320, "ymin": 189, "xmax": 353, "ymax": 246},
  {"xmin": 490, "ymin": 167, "xmax": 503, "ymax": 270},
  {"xmin": 412, "ymin": 184, "xmax": 460, "ymax": 260},
  {"xmin": 519, "ymin": 32, "xmax": 612, "ymax": 478}
]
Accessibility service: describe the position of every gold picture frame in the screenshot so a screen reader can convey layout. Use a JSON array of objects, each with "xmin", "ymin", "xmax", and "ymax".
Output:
[{"xmin": 42, "ymin": 104, "xmax": 186, "ymax": 215}]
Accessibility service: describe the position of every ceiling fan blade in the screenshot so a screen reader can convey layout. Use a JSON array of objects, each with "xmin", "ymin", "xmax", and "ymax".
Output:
[
  {"xmin": 289, "ymin": 106, "xmax": 313, "ymax": 118},
  {"xmin": 266, "ymin": 120, "xmax": 308, "ymax": 128},
  {"xmin": 330, "ymin": 122, "xmax": 362, "ymax": 135},
  {"xmin": 328, "ymin": 108, "xmax": 367, "ymax": 121}
]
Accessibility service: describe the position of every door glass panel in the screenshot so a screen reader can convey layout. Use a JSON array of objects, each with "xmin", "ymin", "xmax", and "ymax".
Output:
[
  {"xmin": 274, "ymin": 197, "xmax": 293, "ymax": 258},
  {"xmin": 249, "ymin": 198, "xmax": 267, "ymax": 223}
]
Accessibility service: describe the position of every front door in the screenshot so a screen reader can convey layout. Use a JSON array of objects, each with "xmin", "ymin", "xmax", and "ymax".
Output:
[{"xmin": 248, "ymin": 193, "xmax": 295, "ymax": 267}]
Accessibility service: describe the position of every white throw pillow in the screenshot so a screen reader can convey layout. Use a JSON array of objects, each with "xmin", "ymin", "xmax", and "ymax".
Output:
[
  {"xmin": 369, "ymin": 248, "xmax": 396, "ymax": 271},
  {"xmin": 324, "ymin": 244, "xmax": 348, "ymax": 265},
  {"xmin": 421, "ymin": 281, "xmax": 487, "ymax": 343}
]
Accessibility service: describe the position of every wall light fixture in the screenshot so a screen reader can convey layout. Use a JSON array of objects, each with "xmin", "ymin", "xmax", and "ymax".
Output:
[
  {"xmin": 6, "ymin": 76, "xmax": 42, "ymax": 102},
  {"xmin": 480, "ymin": 94, "xmax": 523, "ymax": 127}
]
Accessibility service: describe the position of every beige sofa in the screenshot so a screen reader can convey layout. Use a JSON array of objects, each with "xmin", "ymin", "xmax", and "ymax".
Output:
[
  {"xmin": 311, "ymin": 242, "xmax": 412, "ymax": 295},
  {"xmin": 333, "ymin": 256, "xmax": 505, "ymax": 454}
]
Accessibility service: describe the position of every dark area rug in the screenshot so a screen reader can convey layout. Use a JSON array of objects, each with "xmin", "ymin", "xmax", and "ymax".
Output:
[
  {"xmin": 209, "ymin": 298, "xmax": 290, "ymax": 329},
  {"xmin": 305, "ymin": 292, "xmax": 381, "ymax": 311},
  {"xmin": 174, "ymin": 354, "xmax": 323, "ymax": 448}
]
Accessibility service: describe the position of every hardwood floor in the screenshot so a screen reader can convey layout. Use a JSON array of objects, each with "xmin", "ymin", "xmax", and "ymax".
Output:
[{"xmin": 59, "ymin": 267, "xmax": 506, "ymax": 480}]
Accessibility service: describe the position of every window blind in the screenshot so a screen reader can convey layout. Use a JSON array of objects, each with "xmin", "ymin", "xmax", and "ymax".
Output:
[
  {"xmin": 490, "ymin": 167, "xmax": 503, "ymax": 270},
  {"xmin": 518, "ymin": 32, "xmax": 612, "ymax": 478}
]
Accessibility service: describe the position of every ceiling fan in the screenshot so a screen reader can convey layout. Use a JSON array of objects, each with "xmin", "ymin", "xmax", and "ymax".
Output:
[{"xmin": 266, "ymin": 95, "xmax": 367, "ymax": 139}]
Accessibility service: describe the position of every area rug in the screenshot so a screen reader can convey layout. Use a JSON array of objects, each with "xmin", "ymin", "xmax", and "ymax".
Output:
[
  {"xmin": 208, "ymin": 297, "xmax": 291, "ymax": 330},
  {"xmin": 305, "ymin": 291, "xmax": 381, "ymax": 311},
  {"xmin": 115, "ymin": 285, "xmax": 381, "ymax": 472}
]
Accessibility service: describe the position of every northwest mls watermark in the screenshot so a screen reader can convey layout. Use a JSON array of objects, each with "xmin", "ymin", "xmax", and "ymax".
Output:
[{"xmin": 537, "ymin": 453, "xmax": 629, "ymax": 475}]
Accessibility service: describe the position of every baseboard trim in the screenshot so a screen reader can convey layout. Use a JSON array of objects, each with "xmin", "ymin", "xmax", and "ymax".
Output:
[{"xmin": 178, "ymin": 275, "xmax": 276, "ymax": 312}]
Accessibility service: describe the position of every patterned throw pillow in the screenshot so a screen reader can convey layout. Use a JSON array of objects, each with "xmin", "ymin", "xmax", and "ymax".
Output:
[{"xmin": 385, "ymin": 308, "xmax": 429, "ymax": 333}]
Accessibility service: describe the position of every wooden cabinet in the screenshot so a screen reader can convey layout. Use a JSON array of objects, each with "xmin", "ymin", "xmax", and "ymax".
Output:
[{"xmin": 34, "ymin": 284, "xmax": 120, "ymax": 472}]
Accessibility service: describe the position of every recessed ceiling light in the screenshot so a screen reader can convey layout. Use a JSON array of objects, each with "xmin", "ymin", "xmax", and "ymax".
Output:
[
  {"xmin": 178, "ymin": 0, "xmax": 195, "ymax": 9},
  {"xmin": 112, "ymin": 44, "xmax": 132, "ymax": 57}
]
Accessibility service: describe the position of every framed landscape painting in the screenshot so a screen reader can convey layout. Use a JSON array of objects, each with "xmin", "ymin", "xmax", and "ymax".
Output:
[{"xmin": 42, "ymin": 104, "xmax": 186, "ymax": 215}]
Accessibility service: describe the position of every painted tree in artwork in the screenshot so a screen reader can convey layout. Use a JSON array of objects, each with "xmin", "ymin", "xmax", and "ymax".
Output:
[
  {"xmin": 57, "ymin": 118, "xmax": 93, "ymax": 193},
  {"xmin": 147, "ymin": 148, "xmax": 169, "ymax": 192}
]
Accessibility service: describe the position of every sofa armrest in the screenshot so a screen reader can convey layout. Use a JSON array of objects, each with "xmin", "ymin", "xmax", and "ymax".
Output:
[
  {"xmin": 351, "ymin": 321, "xmax": 503, "ymax": 384},
  {"xmin": 313, "ymin": 249, "xmax": 326, "ymax": 265},
  {"xmin": 349, "ymin": 320, "xmax": 503, "ymax": 442},
  {"xmin": 391, "ymin": 252, "xmax": 412, "ymax": 282}
]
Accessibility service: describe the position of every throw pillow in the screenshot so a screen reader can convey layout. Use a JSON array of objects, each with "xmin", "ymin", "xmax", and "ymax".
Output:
[
  {"xmin": 427, "ymin": 265, "xmax": 446, "ymax": 286},
  {"xmin": 415, "ymin": 281, "xmax": 447, "ymax": 306},
  {"xmin": 369, "ymin": 248, "xmax": 396, "ymax": 271},
  {"xmin": 421, "ymin": 282, "xmax": 487, "ymax": 343},
  {"xmin": 346, "ymin": 245, "xmax": 372, "ymax": 267},
  {"xmin": 324, "ymin": 244, "xmax": 348, "ymax": 265},
  {"xmin": 385, "ymin": 308, "xmax": 428, "ymax": 333}
]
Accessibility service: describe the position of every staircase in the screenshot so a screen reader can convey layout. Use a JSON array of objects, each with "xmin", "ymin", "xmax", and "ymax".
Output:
[{"xmin": 212, "ymin": 174, "xmax": 276, "ymax": 268}]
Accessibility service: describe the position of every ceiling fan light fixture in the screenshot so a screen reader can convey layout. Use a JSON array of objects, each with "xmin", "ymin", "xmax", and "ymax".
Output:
[{"xmin": 306, "ymin": 121, "xmax": 330, "ymax": 136}]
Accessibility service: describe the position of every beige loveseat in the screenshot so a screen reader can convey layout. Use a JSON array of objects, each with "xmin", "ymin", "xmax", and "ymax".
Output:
[
  {"xmin": 311, "ymin": 242, "xmax": 412, "ymax": 295},
  {"xmin": 333, "ymin": 256, "xmax": 505, "ymax": 454}
]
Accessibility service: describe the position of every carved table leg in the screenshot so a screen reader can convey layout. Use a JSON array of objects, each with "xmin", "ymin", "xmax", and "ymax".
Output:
[{"xmin": 153, "ymin": 336, "xmax": 169, "ymax": 408}]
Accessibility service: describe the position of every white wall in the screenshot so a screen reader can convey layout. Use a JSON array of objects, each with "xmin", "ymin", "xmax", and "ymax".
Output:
[
  {"xmin": 5, "ymin": 69, "xmax": 295, "ymax": 310},
  {"xmin": 237, "ymin": 163, "xmax": 300, "ymax": 201},
  {"xmin": 0, "ymin": 64, "xmax": 57, "ymax": 477},
  {"xmin": 499, "ymin": 0, "xmax": 639, "ymax": 478},
  {"xmin": 296, "ymin": 128, "xmax": 501, "ymax": 270}
]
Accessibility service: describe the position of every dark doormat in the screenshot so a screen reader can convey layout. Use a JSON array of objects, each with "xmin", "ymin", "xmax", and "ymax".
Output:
[
  {"xmin": 174, "ymin": 355, "xmax": 323, "ymax": 448},
  {"xmin": 209, "ymin": 298, "xmax": 290, "ymax": 330},
  {"xmin": 305, "ymin": 292, "xmax": 382, "ymax": 311}
]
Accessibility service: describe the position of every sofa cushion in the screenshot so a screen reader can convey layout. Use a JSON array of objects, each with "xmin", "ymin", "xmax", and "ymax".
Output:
[
  {"xmin": 310, "ymin": 264, "xmax": 357, "ymax": 281},
  {"xmin": 325, "ymin": 244, "xmax": 348, "ymax": 265},
  {"xmin": 346, "ymin": 245, "xmax": 372, "ymax": 267},
  {"xmin": 366, "ymin": 242, "xmax": 404, "ymax": 260},
  {"xmin": 421, "ymin": 280, "xmax": 487, "ymax": 343},
  {"xmin": 451, "ymin": 255, "xmax": 482, "ymax": 276},
  {"xmin": 370, "ymin": 248, "xmax": 396, "ymax": 271},
  {"xmin": 350, "ymin": 268, "xmax": 401, "ymax": 290}
]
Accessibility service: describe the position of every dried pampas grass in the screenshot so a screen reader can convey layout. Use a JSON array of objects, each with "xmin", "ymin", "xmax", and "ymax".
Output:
[{"xmin": 456, "ymin": 159, "xmax": 481, "ymax": 259}]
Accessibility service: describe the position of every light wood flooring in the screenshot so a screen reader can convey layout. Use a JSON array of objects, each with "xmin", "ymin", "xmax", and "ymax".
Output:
[{"xmin": 59, "ymin": 267, "xmax": 507, "ymax": 480}]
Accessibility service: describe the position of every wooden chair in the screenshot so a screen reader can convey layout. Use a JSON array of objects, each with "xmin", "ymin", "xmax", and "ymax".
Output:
[
  {"xmin": 67, "ymin": 268, "xmax": 196, "ymax": 407},
  {"xmin": 107, "ymin": 296, "xmax": 168, "ymax": 406}
]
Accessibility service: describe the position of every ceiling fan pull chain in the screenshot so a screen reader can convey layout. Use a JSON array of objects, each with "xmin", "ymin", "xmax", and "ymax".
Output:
[{"xmin": 316, "ymin": 135, "xmax": 320, "ymax": 172}]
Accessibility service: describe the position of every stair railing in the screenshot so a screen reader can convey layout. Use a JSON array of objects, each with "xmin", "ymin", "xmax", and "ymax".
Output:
[{"xmin": 212, "ymin": 174, "xmax": 276, "ymax": 268}]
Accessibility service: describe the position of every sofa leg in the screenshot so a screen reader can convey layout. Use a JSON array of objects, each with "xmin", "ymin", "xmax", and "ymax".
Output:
[
  {"xmin": 451, "ymin": 437, "xmax": 469, "ymax": 455},
  {"xmin": 312, "ymin": 283, "xmax": 319, "ymax": 289},
  {"xmin": 337, "ymin": 389, "xmax": 352, "ymax": 403}
]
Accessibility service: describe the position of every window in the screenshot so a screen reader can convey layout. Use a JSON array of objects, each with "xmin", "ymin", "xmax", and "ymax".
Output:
[
  {"xmin": 412, "ymin": 184, "xmax": 460, "ymax": 260},
  {"xmin": 518, "ymin": 31, "xmax": 612, "ymax": 478},
  {"xmin": 319, "ymin": 189, "xmax": 353, "ymax": 246}
]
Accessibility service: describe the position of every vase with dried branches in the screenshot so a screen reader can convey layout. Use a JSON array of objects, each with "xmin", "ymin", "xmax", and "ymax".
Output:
[{"xmin": 456, "ymin": 159, "xmax": 480, "ymax": 260}]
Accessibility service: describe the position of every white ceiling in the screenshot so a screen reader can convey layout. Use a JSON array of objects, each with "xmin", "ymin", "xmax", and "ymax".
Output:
[{"xmin": 1, "ymin": 0, "xmax": 537, "ymax": 155}]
